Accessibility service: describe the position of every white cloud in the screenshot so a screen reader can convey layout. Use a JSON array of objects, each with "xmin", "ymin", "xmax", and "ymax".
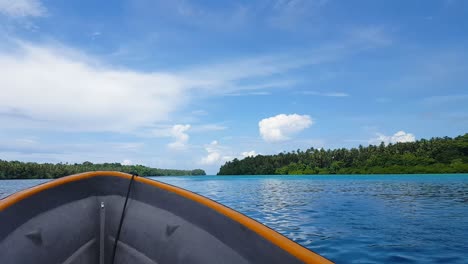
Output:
[
  {"xmin": 0, "ymin": 0, "xmax": 46, "ymax": 17},
  {"xmin": 201, "ymin": 144, "xmax": 259, "ymax": 166},
  {"xmin": 0, "ymin": 40, "xmax": 315, "ymax": 134},
  {"xmin": 369, "ymin": 131, "xmax": 416, "ymax": 145},
  {"xmin": 200, "ymin": 140, "xmax": 221, "ymax": 165},
  {"xmin": 200, "ymin": 140, "xmax": 232, "ymax": 165},
  {"xmin": 121, "ymin": 159, "xmax": 132, "ymax": 165},
  {"xmin": 241, "ymin": 150, "xmax": 258, "ymax": 158},
  {"xmin": 0, "ymin": 29, "xmax": 383, "ymax": 136},
  {"xmin": 201, "ymin": 151, "xmax": 221, "ymax": 165},
  {"xmin": 0, "ymin": 41, "xmax": 186, "ymax": 132},
  {"xmin": 259, "ymin": 114, "xmax": 313, "ymax": 142},
  {"xmin": 167, "ymin": 124, "xmax": 191, "ymax": 150},
  {"xmin": 147, "ymin": 123, "xmax": 224, "ymax": 139}
]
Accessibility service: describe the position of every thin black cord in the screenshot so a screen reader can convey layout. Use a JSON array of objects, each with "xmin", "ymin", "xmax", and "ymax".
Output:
[{"xmin": 111, "ymin": 174, "xmax": 136, "ymax": 264}]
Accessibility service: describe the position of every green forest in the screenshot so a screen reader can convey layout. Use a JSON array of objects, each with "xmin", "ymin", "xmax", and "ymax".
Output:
[
  {"xmin": 0, "ymin": 161, "xmax": 206, "ymax": 179},
  {"xmin": 218, "ymin": 134, "xmax": 468, "ymax": 175}
]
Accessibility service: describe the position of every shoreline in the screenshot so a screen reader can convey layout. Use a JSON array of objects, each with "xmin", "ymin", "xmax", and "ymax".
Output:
[{"xmin": 2, "ymin": 172, "xmax": 468, "ymax": 180}]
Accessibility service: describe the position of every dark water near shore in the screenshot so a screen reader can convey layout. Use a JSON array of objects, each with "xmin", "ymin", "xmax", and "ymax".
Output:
[{"xmin": 1, "ymin": 174, "xmax": 468, "ymax": 263}]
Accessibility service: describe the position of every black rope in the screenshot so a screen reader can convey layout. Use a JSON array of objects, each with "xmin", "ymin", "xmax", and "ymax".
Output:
[{"xmin": 111, "ymin": 173, "xmax": 137, "ymax": 264}]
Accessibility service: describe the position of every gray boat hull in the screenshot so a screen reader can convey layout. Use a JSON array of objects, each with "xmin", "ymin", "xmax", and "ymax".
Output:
[{"xmin": 0, "ymin": 171, "xmax": 331, "ymax": 264}]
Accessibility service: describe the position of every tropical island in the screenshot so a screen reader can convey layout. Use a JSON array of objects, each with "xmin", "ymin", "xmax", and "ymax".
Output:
[
  {"xmin": 1, "ymin": 134, "xmax": 466, "ymax": 179},
  {"xmin": 218, "ymin": 134, "xmax": 468, "ymax": 175},
  {"xmin": 0, "ymin": 160, "xmax": 205, "ymax": 179}
]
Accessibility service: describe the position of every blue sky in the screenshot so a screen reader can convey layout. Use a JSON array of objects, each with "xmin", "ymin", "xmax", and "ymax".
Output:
[{"xmin": 0, "ymin": 0, "xmax": 467, "ymax": 174}]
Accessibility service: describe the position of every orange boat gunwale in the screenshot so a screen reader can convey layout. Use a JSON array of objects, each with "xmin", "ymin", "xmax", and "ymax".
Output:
[{"xmin": 0, "ymin": 171, "xmax": 332, "ymax": 264}]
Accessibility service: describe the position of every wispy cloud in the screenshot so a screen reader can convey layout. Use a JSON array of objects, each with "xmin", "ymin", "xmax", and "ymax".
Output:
[
  {"xmin": 191, "ymin": 124, "xmax": 227, "ymax": 132},
  {"xmin": 90, "ymin": 31, "xmax": 102, "ymax": 40},
  {"xmin": 385, "ymin": 51, "xmax": 468, "ymax": 94},
  {"xmin": 266, "ymin": 0, "xmax": 330, "ymax": 30},
  {"xmin": 0, "ymin": 138, "xmax": 57, "ymax": 154},
  {"xmin": 421, "ymin": 94, "xmax": 468, "ymax": 105},
  {"xmin": 346, "ymin": 25, "xmax": 393, "ymax": 47},
  {"xmin": 127, "ymin": 0, "xmax": 334, "ymax": 32},
  {"xmin": 2, "ymin": 41, "xmax": 295, "ymax": 133},
  {"xmin": 0, "ymin": 0, "xmax": 46, "ymax": 17},
  {"xmin": 225, "ymin": 91, "xmax": 271, "ymax": 96},
  {"xmin": 0, "ymin": 24, "xmax": 390, "ymax": 134},
  {"xmin": 221, "ymin": 80, "xmax": 295, "ymax": 96},
  {"xmin": 0, "ymin": 138, "xmax": 143, "ymax": 156},
  {"xmin": 181, "ymin": 55, "xmax": 309, "ymax": 91},
  {"xmin": 325, "ymin": 92, "xmax": 349, "ymax": 97},
  {"xmin": 298, "ymin": 91, "xmax": 350, "ymax": 97},
  {"xmin": 180, "ymin": 44, "xmax": 355, "ymax": 96},
  {"xmin": 191, "ymin": 110, "xmax": 208, "ymax": 116},
  {"xmin": 127, "ymin": 0, "xmax": 249, "ymax": 31}
]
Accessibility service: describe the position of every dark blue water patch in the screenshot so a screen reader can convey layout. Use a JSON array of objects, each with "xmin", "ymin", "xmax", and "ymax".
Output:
[
  {"xmin": 0, "ymin": 179, "xmax": 50, "ymax": 199},
  {"xmin": 1, "ymin": 174, "xmax": 468, "ymax": 263}
]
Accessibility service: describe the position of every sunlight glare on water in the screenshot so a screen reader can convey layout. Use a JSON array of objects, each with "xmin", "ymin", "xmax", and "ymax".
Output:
[{"xmin": 154, "ymin": 174, "xmax": 468, "ymax": 263}]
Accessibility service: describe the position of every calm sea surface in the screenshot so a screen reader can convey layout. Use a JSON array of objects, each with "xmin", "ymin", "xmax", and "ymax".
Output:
[{"xmin": 1, "ymin": 174, "xmax": 468, "ymax": 263}]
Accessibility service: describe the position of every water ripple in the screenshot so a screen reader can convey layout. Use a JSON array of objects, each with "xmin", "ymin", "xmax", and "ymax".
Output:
[{"xmin": 1, "ymin": 174, "xmax": 468, "ymax": 263}]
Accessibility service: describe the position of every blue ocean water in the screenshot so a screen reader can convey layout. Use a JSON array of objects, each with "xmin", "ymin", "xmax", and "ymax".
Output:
[{"xmin": 1, "ymin": 174, "xmax": 468, "ymax": 263}]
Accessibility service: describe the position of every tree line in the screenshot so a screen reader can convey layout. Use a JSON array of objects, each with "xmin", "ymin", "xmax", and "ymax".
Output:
[
  {"xmin": 0, "ymin": 161, "xmax": 206, "ymax": 179},
  {"xmin": 218, "ymin": 134, "xmax": 468, "ymax": 175}
]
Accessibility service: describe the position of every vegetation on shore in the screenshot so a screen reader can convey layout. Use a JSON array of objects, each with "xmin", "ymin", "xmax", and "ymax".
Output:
[
  {"xmin": 218, "ymin": 134, "xmax": 468, "ymax": 175},
  {"xmin": 0, "ymin": 161, "xmax": 206, "ymax": 179}
]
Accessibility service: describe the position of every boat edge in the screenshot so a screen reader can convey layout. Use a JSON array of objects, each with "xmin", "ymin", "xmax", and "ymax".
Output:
[{"xmin": 0, "ymin": 171, "xmax": 333, "ymax": 264}]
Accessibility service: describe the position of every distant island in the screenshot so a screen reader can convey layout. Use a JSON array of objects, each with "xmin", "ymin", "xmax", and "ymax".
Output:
[
  {"xmin": 0, "ymin": 161, "xmax": 206, "ymax": 179},
  {"xmin": 218, "ymin": 134, "xmax": 468, "ymax": 175}
]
